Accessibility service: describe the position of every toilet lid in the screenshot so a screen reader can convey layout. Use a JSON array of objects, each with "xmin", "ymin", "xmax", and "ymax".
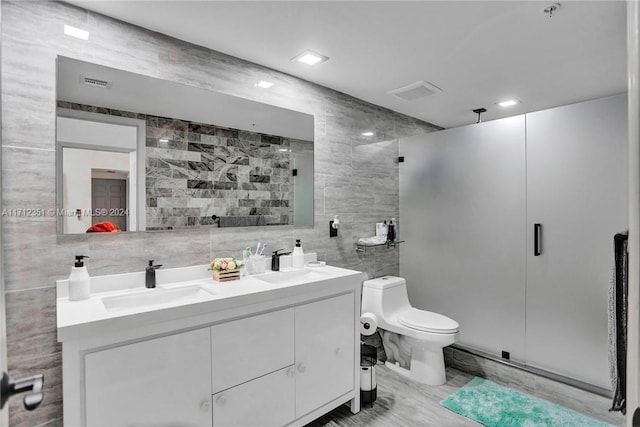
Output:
[{"xmin": 397, "ymin": 308, "xmax": 459, "ymax": 333}]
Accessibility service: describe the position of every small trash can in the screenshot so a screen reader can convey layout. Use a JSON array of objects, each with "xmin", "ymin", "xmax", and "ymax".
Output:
[{"xmin": 360, "ymin": 343, "xmax": 377, "ymax": 405}]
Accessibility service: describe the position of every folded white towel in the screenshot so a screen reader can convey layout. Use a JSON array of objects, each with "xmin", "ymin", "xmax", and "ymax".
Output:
[{"xmin": 358, "ymin": 235, "xmax": 387, "ymax": 245}]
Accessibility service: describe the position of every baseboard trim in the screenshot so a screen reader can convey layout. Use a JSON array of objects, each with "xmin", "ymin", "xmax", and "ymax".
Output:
[{"xmin": 449, "ymin": 344, "xmax": 612, "ymax": 398}]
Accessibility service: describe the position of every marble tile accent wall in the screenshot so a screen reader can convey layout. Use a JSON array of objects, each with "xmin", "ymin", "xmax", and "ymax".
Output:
[
  {"xmin": 1, "ymin": 1, "xmax": 440, "ymax": 425},
  {"xmin": 57, "ymin": 101, "xmax": 302, "ymax": 229}
]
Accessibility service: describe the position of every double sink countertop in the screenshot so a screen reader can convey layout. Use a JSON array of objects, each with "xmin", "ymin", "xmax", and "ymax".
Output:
[{"xmin": 56, "ymin": 254, "xmax": 364, "ymax": 342}]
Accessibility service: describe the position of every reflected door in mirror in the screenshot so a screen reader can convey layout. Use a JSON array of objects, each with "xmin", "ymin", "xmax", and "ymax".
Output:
[{"xmin": 91, "ymin": 178, "xmax": 127, "ymax": 231}]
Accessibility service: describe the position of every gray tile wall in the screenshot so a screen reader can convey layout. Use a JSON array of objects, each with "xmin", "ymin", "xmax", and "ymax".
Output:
[{"xmin": 1, "ymin": 1, "xmax": 439, "ymax": 425}]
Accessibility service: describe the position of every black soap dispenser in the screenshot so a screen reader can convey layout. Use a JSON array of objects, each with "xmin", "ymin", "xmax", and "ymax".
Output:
[{"xmin": 387, "ymin": 219, "xmax": 396, "ymax": 243}]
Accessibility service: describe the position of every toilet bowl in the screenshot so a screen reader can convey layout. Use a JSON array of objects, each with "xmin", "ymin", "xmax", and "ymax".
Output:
[{"xmin": 362, "ymin": 276, "xmax": 459, "ymax": 386}]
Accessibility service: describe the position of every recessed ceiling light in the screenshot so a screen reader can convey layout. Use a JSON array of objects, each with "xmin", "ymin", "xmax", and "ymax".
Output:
[
  {"xmin": 361, "ymin": 131, "xmax": 374, "ymax": 136},
  {"xmin": 497, "ymin": 99, "xmax": 520, "ymax": 107},
  {"xmin": 292, "ymin": 50, "xmax": 329, "ymax": 66},
  {"xmin": 256, "ymin": 80, "xmax": 274, "ymax": 89},
  {"xmin": 64, "ymin": 24, "xmax": 89, "ymax": 40}
]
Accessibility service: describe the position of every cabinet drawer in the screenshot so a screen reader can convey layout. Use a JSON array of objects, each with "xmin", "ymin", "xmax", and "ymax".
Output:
[
  {"xmin": 212, "ymin": 366, "xmax": 295, "ymax": 427},
  {"xmin": 211, "ymin": 308, "xmax": 294, "ymax": 393}
]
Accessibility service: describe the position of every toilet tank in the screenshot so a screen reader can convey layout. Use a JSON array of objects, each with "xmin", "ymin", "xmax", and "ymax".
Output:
[{"xmin": 362, "ymin": 276, "xmax": 412, "ymax": 320}]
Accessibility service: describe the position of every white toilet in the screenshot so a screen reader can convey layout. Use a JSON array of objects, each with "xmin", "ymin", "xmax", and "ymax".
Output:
[{"xmin": 362, "ymin": 276, "xmax": 459, "ymax": 386}]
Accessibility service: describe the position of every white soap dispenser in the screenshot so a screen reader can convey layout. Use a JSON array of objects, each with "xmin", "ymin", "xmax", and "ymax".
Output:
[
  {"xmin": 292, "ymin": 239, "xmax": 305, "ymax": 268},
  {"xmin": 69, "ymin": 255, "xmax": 91, "ymax": 301}
]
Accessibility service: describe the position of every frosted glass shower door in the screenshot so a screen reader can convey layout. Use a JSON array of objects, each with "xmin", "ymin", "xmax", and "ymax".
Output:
[
  {"xmin": 399, "ymin": 116, "xmax": 527, "ymax": 361},
  {"xmin": 525, "ymin": 95, "xmax": 628, "ymax": 388}
]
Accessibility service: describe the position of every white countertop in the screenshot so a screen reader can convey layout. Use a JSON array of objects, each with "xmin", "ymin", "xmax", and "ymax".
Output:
[{"xmin": 57, "ymin": 260, "xmax": 364, "ymax": 343}]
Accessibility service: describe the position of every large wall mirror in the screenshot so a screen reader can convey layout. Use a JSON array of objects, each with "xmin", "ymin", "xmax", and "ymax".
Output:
[{"xmin": 56, "ymin": 56, "xmax": 314, "ymax": 234}]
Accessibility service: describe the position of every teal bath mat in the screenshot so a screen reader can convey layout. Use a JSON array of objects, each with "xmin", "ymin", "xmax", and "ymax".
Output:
[{"xmin": 441, "ymin": 377, "xmax": 613, "ymax": 427}]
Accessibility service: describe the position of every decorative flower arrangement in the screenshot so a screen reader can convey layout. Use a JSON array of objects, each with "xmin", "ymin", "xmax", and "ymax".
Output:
[{"xmin": 208, "ymin": 257, "xmax": 243, "ymax": 272}]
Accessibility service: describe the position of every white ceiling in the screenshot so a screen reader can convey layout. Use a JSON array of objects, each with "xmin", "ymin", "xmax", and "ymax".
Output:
[{"xmin": 67, "ymin": 1, "xmax": 627, "ymax": 128}]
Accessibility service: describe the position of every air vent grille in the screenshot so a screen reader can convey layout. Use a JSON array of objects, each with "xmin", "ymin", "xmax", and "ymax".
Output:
[
  {"xmin": 388, "ymin": 80, "xmax": 442, "ymax": 101},
  {"xmin": 80, "ymin": 75, "xmax": 112, "ymax": 89}
]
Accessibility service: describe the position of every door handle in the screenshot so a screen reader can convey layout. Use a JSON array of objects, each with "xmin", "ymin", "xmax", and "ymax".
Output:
[
  {"xmin": 534, "ymin": 224, "xmax": 542, "ymax": 256},
  {"xmin": 0, "ymin": 372, "xmax": 44, "ymax": 411}
]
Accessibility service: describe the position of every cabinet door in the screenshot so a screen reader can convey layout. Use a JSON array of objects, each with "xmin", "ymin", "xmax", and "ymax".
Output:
[
  {"xmin": 211, "ymin": 308, "xmax": 294, "ymax": 393},
  {"xmin": 212, "ymin": 366, "xmax": 295, "ymax": 427},
  {"xmin": 526, "ymin": 94, "xmax": 628, "ymax": 388},
  {"xmin": 295, "ymin": 293, "xmax": 355, "ymax": 417},
  {"xmin": 85, "ymin": 328, "xmax": 212, "ymax": 427}
]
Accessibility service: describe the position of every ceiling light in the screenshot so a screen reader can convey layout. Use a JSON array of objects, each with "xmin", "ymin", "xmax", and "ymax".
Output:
[
  {"xmin": 256, "ymin": 80, "xmax": 274, "ymax": 89},
  {"xmin": 64, "ymin": 24, "xmax": 89, "ymax": 40},
  {"xmin": 292, "ymin": 50, "xmax": 329, "ymax": 66},
  {"xmin": 361, "ymin": 132, "xmax": 374, "ymax": 136},
  {"xmin": 497, "ymin": 99, "xmax": 520, "ymax": 107},
  {"xmin": 159, "ymin": 138, "xmax": 169, "ymax": 143}
]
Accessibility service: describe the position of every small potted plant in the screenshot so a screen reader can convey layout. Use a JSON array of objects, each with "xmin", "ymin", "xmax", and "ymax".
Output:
[{"xmin": 209, "ymin": 257, "xmax": 243, "ymax": 282}]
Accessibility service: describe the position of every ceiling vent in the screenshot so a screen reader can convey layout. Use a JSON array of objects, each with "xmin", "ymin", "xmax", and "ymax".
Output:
[
  {"xmin": 80, "ymin": 75, "xmax": 112, "ymax": 89},
  {"xmin": 388, "ymin": 80, "xmax": 442, "ymax": 101}
]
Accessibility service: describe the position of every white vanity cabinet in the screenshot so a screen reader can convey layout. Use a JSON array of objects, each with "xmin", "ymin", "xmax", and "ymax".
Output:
[
  {"xmin": 209, "ymin": 293, "xmax": 355, "ymax": 426},
  {"xmin": 58, "ymin": 266, "xmax": 362, "ymax": 427},
  {"xmin": 84, "ymin": 328, "xmax": 213, "ymax": 427}
]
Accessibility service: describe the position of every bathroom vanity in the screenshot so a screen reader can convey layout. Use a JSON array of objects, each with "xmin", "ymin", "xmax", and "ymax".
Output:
[{"xmin": 57, "ymin": 261, "xmax": 362, "ymax": 426}]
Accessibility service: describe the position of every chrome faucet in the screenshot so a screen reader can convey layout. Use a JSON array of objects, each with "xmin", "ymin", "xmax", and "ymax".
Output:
[{"xmin": 145, "ymin": 260, "xmax": 163, "ymax": 288}]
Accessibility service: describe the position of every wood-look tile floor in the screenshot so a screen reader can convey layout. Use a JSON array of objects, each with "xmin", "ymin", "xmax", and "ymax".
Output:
[
  {"xmin": 306, "ymin": 365, "xmax": 480, "ymax": 427},
  {"xmin": 306, "ymin": 365, "xmax": 622, "ymax": 427}
]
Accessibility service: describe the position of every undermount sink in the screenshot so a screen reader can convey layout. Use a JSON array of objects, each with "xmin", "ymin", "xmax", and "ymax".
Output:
[
  {"xmin": 102, "ymin": 284, "xmax": 215, "ymax": 312},
  {"xmin": 255, "ymin": 268, "xmax": 330, "ymax": 285}
]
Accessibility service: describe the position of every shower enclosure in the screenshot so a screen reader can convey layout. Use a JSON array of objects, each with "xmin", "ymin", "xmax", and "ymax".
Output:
[{"xmin": 399, "ymin": 94, "xmax": 628, "ymax": 390}]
